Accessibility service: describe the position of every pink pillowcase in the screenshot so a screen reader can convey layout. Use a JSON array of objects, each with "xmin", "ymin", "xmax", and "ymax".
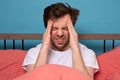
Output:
[
  {"xmin": 0, "ymin": 50, "xmax": 27, "ymax": 80},
  {"xmin": 94, "ymin": 46, "xmax": 120, "ymax": 80},
  {"xmin": 14, "ymin": 64, "xmax": 91, "ymax": 80},
  {"xmin": 105, "ymin": 72, "xmax": 120, "ymax": 80},
  {"xmin": 1, "ymin": 46, "xmax": 120, "ymax": 80}
]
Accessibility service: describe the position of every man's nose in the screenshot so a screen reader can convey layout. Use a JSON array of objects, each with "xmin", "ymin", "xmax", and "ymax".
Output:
[{"xmin": 57, "ymin": 30, "xmax": 63, "ymax": 37}]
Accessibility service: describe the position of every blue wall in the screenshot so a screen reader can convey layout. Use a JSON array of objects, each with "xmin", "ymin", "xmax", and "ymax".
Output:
[{"xmin": 0, "ymin": 0, "xmax": 120, "ymax": 54}]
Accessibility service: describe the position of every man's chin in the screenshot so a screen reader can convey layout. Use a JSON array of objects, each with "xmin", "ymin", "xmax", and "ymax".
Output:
[
  {"xmin": 54, "ymin": 44, "xmax": 65, "ymax": 50},
  {"xmin": 56, "ymin": 45, "xmax": 64, "ymax": 49}
]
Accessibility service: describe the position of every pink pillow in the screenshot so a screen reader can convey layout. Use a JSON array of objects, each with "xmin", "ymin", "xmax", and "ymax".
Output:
[
  {"xmin": 105, "ymin": 72, "xmax": 120, "ymax": 80},
  {"xmin": 94, "ymin": 46, "xmax": 120, "ymax": 80},
  {"xmin": 14, "ymin": 64, "xmax": 91, "ymax": 80},
  {"xmin": 0, "ymin": 50, "xmax": 27, "ymax": 80}
]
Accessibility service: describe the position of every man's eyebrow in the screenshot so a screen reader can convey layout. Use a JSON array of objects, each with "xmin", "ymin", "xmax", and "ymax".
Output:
[{"xmin": 63, "ymin": 26, "xmax": 68, "ymax": 28}]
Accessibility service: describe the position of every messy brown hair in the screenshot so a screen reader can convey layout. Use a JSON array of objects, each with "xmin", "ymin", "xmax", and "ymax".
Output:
[{"xmin": 43, "ymin": 2, "xmax": 80, "ymax": 28}]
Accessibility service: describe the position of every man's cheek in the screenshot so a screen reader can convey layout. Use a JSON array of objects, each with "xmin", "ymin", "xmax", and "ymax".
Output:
[
  {"xmin": 51, "ymin": 30, "xmax": 58, "ymax": 35},
  {"xmin": 66, "ymin": 31, "xmax": 69, "ymax": 36},
  {"xmin": 51, "ymin": 31, "xmax": 56, "ymax": 38}
]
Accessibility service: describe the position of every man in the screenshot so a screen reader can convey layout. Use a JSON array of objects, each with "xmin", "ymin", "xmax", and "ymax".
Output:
[{"xmin": 22, "ymin": 2, "xmax": 99, "ymax": 79}]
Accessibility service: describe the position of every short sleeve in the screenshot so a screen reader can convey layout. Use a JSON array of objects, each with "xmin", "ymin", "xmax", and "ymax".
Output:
[
  {"xmin": 22, "ymin": 44, "xmax": 42, "ymax": 70},
  {"xmin": 80, "ymin": 43, "xmax": 99, "ymax": 72}
]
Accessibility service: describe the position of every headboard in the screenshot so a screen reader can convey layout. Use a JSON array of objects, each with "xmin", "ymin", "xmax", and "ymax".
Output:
[{"xmin": 0, "ymin": 34, "xmax": 120, "ymax": 52}]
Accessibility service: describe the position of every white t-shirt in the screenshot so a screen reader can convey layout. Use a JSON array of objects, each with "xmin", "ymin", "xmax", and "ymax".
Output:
[{"xmin": 22, "ymin": 43, "xmax": 99, "ymax": 72}]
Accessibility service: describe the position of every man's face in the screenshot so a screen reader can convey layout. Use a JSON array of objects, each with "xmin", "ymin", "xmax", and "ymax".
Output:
[{"xmin": 51, "ymin": 15, "xmax": 69, "ymax": 51}]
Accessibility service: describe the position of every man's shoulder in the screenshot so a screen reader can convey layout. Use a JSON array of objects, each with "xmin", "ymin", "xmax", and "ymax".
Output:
[
  {"xmin": 36, "ymin": 43, "xmax": 42, "ymax": 48},
  {"xmin": 78, "ymin": 42, "xmax": 87, "ymax": 48},
  {"xmin": 78, "ymin": 43, "xmax": 94, "ymax": 52},
  {"xmin": 79, "ymin": 42, "xmax": 96, "ymax": 55},
  {"xmin": 28, "ymin": 43, "xmax": 42, "ymax": 51}
]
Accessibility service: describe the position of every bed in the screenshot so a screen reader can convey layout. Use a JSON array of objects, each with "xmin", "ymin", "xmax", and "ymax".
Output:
[{"xmin": 0, "ymin": 34, "xmax": 120, "ymax": 80}]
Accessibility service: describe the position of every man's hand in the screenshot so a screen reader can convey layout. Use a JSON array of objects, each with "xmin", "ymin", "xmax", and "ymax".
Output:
[
  {"xmin": 65, "ymin": 15, "xmax": 79, "ymax": 50},
  {"xmin": 42, "ymin": 19, "xmax": 53, "ymax": 49},
  {"xmin": 31, "ymin": 20, "xmax": 53, "ymax": 70},
  {"xmin": 65, "ymin": 15, "xmax": 94, "ymax": 79}
]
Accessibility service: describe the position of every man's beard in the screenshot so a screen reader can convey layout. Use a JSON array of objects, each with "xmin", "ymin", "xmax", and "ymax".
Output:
[{"xmin": 51, "ymin": 35, "xmax": 69, "ymax": 51}]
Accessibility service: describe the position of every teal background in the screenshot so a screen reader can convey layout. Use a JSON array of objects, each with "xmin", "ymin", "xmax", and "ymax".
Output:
[{"xmin": 0, "ymin": 0, "xmax": 120, "ymax": 54}]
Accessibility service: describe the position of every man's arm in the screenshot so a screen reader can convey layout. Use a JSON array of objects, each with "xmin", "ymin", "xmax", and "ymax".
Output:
[
  {"xmin": 72, "ymin": 46, "xmax": 94, "ymax": 79},
  {"xmin": 65, "ymin": 15, "xmax": 94, "ymax": 79},
  {"xmin": 26, "ymin": 46, "xmax": 49, "ymax": 73},
  {"xmin": 26, "ymin": 20, "xmax": 53, "ymax": 72}
]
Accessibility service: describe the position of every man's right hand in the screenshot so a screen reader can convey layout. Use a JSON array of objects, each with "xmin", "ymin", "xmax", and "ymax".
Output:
[
  {"xmin": 26, "ymin": 20, "xmax": 53, "ymax": 72},
  {"xmin": 42, "ymin": 19, "xmax": 53, "ymax": 49}
]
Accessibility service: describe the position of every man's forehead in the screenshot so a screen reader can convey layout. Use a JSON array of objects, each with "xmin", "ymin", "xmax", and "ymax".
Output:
[
  {"xmin": 52, "ymin": 23, "xmax": 67, "ymax": 28},
  {"xmin": 52, "ymin": 18, "xmax": 67, "ymax": 27}
]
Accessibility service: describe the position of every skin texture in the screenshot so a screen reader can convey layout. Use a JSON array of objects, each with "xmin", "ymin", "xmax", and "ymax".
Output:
[
  {"xmin": 51, "ymin": 16, "xmax": 70, "ymax": 51},
  {"xmin": 26, "ymin": 14, "xmax": 94, "ymax": 79}
]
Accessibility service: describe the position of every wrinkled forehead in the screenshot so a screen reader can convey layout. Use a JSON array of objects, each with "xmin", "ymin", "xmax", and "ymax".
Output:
[{"xmin": 52, "ymin": 17, "xmax": 67, "ymax": 28}]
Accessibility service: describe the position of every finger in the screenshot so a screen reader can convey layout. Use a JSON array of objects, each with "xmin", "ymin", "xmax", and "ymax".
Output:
[
  {"xmin": 66, "ymin": 15, "xmax": 76, "ymax": 34},
  {"xmin": 46, "ymin": 19, "xmax": 53, "ymax": 34}
]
